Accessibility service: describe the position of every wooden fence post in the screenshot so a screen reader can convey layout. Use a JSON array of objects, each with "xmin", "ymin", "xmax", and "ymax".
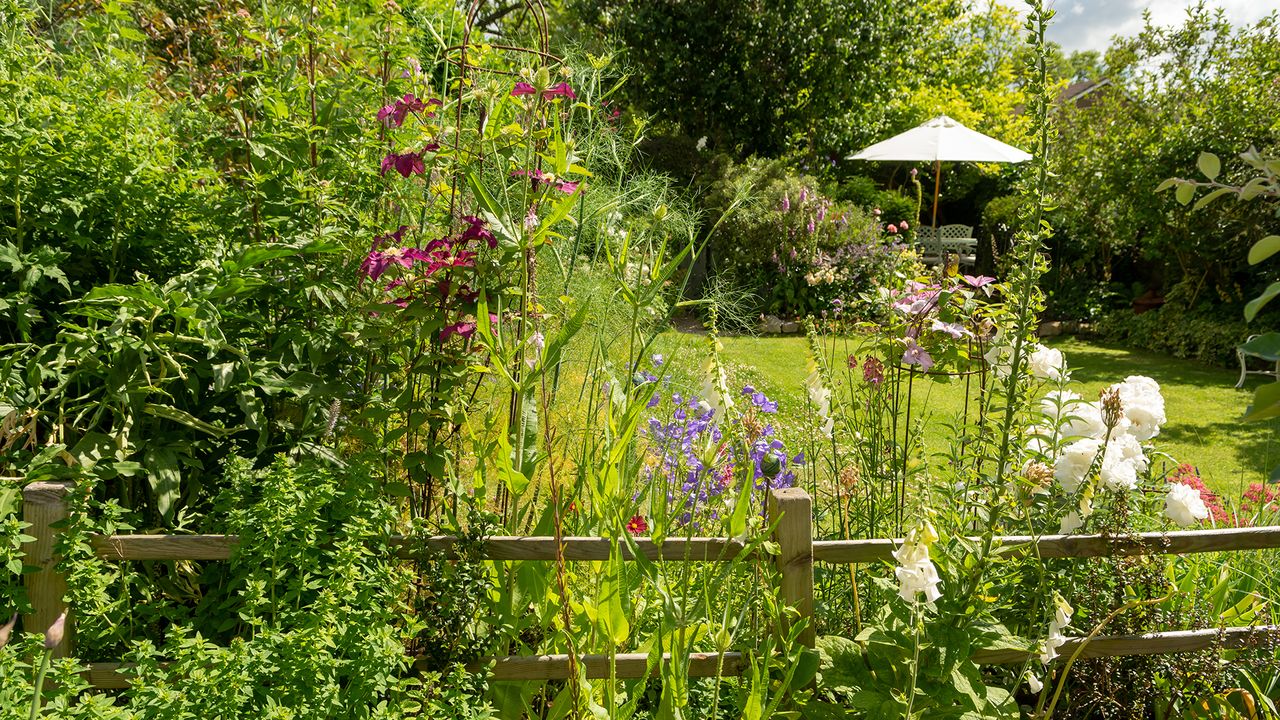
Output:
[
  {"xmin": 22, "ymin": 480, "xmax": 74, "ymax": 658},
  {"xmin": 768, "ymin": 487, "xmax": 815, "ymax": 649}
]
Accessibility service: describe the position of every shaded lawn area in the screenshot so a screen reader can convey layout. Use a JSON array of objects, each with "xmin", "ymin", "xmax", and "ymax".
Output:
[{"xmin": 654, "ymin": 332, "xmax": 1280, "ymax": 499}]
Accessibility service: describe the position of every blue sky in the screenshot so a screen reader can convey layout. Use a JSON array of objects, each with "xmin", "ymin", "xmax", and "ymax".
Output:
[{"xmin": 1008, "ymin": 0, "xmax": 1278, "ymax": 53}]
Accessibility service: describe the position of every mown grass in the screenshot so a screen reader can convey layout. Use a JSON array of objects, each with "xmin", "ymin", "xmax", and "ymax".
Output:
[{"xmin": 651, "ymin": 331, "xmax": 1280, "ymax": 500}]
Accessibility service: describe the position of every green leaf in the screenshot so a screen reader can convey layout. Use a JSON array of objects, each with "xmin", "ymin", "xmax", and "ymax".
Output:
[
  {"xmin": 1193, "ymin": 186, "xmax": 1234, "ymax": 210},
  {"xmin": 1238, "ymin": 333, "xmax": 1280, "ymax": 361},
  {"xmin": 1248, "ymin": 235, "xmax": 1280, "ymax": 265},
  {"xmin": 144, "ymin": 446, "xmax": 182, "ymax": 524},
  {"xmin": 1244, "ymin": 282, "xmax": 1280, "ymax": 321},
  {"xmin": 1174, "ymin": 182, "xmax": 1195, "ymax": 206},
  {"xmin": 1243, "ymin": 381, "xmax": 1280, "ymax": 422},
  {"xmin": 1197, "ymin": 151, "xmax": 1220, "ymax": 181},
  {"xmin": 143, "ymin": 403, "xmax": 238, "ymax": 438}
]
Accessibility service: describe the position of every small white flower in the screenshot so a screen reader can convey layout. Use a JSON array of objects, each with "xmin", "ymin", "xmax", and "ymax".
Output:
[
  {"xmin": 1028, "ymin": 344, "xmax": 1067, "ymax": 380},
  {"xmin": 894, "ymin": 520, "xmax": 942, "ymax": 605},
  {"xmin": 1058, "ymin": 510, "xmax": 1083, "ymax": 534},
  {"xmin": 1040, "ymin": 594, "xmax": 1074, "ymax": 665},
  {"xmin": 696, "ymin": 136, "xmax": 708, "ymax": 152},
  {"xmin": 1164, "ymin": 482, "xmax": 1209, "ymax": 526},
  {"xmin": 1027, "ymin": 673, "xmax": 1043, "ymax": 693}
]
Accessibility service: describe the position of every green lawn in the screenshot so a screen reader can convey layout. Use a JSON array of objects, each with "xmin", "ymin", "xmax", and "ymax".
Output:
[{"xmin": 654, "ymin": 332, "xmax": 1280, "ymax": 499}]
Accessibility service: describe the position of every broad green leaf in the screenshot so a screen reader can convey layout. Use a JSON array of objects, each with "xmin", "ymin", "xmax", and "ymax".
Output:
[
  {"xmin": 1243, "ymin": 381, "xmax": 1280, "ymax": 422},
  {"xmin": 144, "ymin": 445, "xmax": 182, "ymax": 523},
  {"xmin": 1197, "ymin": 151, "xmax": 1220, "ymax": 181},
  {"xmin": 1248, "ymin": 235, "xmax": 1280, "ymax": 265},
  {"xmin": 1174, "ymin": 182, "xmax": 1195, "ymax": 206},
  {"xmin": 1154, "ymin": 178, "xmax": 1178, "ymax": 193},
  {"xmin": 1244, "ymin": 282, "xmax": 1280, "ymax": 321},
  {"xmin": 1238, "ymin": 332, "xmax": 1280, "ymax": 361}
]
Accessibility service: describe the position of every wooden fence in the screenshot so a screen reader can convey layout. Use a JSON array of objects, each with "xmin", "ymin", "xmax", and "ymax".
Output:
[{"xmin": 20, "ymin": 482, "xmax": 1280, "ymax": 689}]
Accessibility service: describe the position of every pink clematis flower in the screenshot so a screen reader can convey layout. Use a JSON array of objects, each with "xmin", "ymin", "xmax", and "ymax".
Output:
[
  {"xmin": 359, "ymin": 246, "xmax": 431, "ymax": 284},
  {"xmin": 902, "ymin": 338, "xmax": 934, "ymax": 372},
  {"xmin": 962, "ymin": 275, "xmax": 996, "ymax": 288},
  {"xmin": 511, "ymin": 82, "xmax": 537, "ymax": 97}
]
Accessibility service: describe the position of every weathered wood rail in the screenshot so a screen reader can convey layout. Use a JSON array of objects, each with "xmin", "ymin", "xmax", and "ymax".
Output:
[{"xmin": 20, "ymin": 481, "xmax": 1280, "ymax": 690}]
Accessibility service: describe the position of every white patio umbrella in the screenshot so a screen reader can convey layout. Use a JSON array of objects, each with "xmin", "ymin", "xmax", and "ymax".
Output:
[{"xmin": 847, "ymin": 114, "xmax": 1032, "ymax": 228}]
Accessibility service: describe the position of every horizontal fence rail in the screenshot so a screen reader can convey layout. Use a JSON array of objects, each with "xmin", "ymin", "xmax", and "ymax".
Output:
[
  {"xmin": 20, "ymin": 481, "xmax": 1280, "ymax": 691},
  {"xmin": 89, "ymin": 526, "xmax": 1280, "ymax": 564}
]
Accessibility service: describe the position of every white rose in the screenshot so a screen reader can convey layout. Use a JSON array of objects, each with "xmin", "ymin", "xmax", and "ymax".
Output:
[
  {"xmin": 1054, "ymin": 438, "xmax": 1102, "ymax": 493},
  {"xmin": 1060, "ymin": 401, "xmax": 1110, "ymax": 440},
  {"xmin": 1114, "ymin": 376, "xmax": 1166, "ymax": 441},
  {"xmin": 1028, "ymin": 344, "xmax": 1066, "ymax": 380},
  {"xmin": 1164, "ymin": 482, "xmax": 1209, "ymax": 527}
]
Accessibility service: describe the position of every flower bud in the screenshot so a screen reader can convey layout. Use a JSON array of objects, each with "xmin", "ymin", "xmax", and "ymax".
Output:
[
  {"xmin": 44, "ymin": 611, "xmax": 67, "ymax": 650},
  {"xmin": 0, "ymin": 613, "xmax": 16, "ymax": 649}
]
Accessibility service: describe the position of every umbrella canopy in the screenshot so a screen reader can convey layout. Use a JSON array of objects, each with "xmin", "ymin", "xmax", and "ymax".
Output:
[
  {"xmin": 848, "ymin": 115, "xmax": 1032, "ymax": 229},
  {"xmin": 848, "ymin": 114, "xmax": 1031, "ymax": 163}
]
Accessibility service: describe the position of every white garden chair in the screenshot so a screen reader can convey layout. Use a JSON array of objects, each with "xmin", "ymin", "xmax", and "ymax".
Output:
[
  {"xmin": 916, "ymin": 226, "xmax": 943, "ymax": 266},
  {"xmin": 1235, "ymin": 333, "xmax": 1280, "ymax": 388},
  {"xmin": 938, "ymin": 224, "xmax": 977, "ymax": 269}
]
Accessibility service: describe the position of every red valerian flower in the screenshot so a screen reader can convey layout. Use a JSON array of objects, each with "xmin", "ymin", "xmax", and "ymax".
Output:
[
  {"xmin": 626, "ymin": 514, "xmax": 649, "ymax": 535},
  {"xmin": 541, "ymin": 82, "xmax": 577, "ymax": 100},
  {"xmin": 460, "ymin": 215, "xmax": 497, "ymax": 249},
  {"xmin": 511, "ymin": 81, "xmax": 536, "ymax": 96}
]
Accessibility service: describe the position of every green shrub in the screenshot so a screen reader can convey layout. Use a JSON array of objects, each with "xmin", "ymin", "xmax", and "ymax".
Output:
[
  {"xmin": 829, "ymin": 175, "xmax": 919, "ymax": 226},
  {"xmin": 702, "ymin": 158, "xmax": 916, "ymax": 319},
  {"xmin": 1094, "ymin": 306, "xmax": 1248, "ymax": 367}
]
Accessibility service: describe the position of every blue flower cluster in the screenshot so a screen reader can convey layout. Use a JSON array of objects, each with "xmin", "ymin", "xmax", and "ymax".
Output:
[{"xmin": 639, "ymin": 379, "xmax": 801, "ymax": 526}]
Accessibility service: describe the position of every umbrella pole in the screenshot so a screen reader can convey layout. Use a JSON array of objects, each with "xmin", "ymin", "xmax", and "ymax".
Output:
[{"xmin": 930, "ymin": 159, "xmax": 941, "ymax": 230}]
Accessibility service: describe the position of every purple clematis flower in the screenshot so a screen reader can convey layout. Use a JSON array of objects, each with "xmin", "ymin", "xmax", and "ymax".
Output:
[
  {"xmin": 376, "ymin": 93, "xmax": 440, "ymax": 128},
  {"xmin": 460, "ymin": 215, "xmax": 497, "ymax": 249},
  {"xmin": 511, "ymin": 82, "xmax": 537, "ymax": 97}
]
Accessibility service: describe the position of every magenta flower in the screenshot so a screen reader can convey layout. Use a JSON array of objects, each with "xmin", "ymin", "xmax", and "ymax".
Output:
[
  {"xmin": 359, "ymin": 246, "xmax": 431, "ymax": 284},
  {"xmin": 962, "ymin": 275, "xmax": 996, "ymax": 288},
  {"xmin": 460, "ymin": 215, "xmax": 497, "ymax": 249},
  {"xmin": 902, "ymin": 338, "xmax": 934, "ymax": 372},
  {"xmin": 376, "ymin": 93, "xmax": 440, "ymax": 128},
  {"xmin": 441, "ymin": 321, "xmax": 476, "ymax": 340},
  {"xmin": 511, "ymin": 168, "xmax": 578, "ymax": 194},
  {"xmin": 381, "ymin": 151, "xmax": 426, "ymax": 178},
  {"xmin": 371, "ymin": 225, "xmax": 409, "ymax": 252},
  {"xmin": 511, "ymin": 81, "xmax": 537, "ymax": 97},
  {"xmin": 542, "ymin": 82, "xmax": 577, "ymax": 100}
]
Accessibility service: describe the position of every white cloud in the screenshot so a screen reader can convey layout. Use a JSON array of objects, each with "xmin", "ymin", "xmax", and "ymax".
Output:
[{"xmin": 1002, "ymin": 0, "xmax": 1276, "ymax": 53}]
